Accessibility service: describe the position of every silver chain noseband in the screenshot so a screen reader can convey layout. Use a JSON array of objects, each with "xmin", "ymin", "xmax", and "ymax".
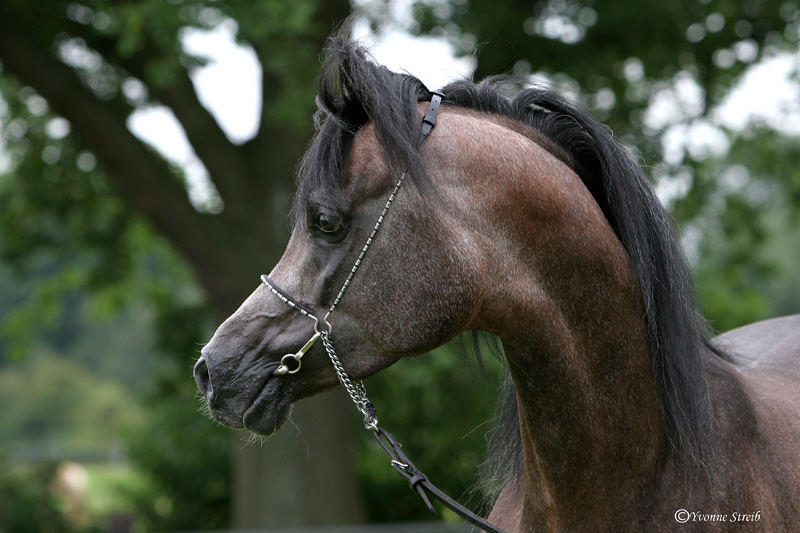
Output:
[{"xmin": 258, "ymin": 93, "xmax": 507, "ymax": 533}]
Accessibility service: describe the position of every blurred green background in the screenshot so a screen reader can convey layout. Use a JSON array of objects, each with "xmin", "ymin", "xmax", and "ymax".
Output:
[{"xmin": 0, "ymin": 0, "xmax": 798, "ymax": 530}]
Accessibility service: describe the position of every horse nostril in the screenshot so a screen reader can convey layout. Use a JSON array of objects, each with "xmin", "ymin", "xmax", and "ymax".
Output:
[{"xmin": 193, "ymin": 357, "xmax": 214, "ymax": 401}]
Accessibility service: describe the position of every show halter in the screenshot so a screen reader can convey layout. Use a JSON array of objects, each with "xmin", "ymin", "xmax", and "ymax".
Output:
[{"xmin": 260, "ymin": 93, "xmax": 507, "ymax": 533}]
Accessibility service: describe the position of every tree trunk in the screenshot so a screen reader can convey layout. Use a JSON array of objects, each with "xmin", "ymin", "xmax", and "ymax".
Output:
[
  {"xmin": 233, "ymin": 391, "xmax": 365, "ymax": 526},
  {"xmin": 0, "ymin": 0, "xmax": 362, "ymax": 526}
]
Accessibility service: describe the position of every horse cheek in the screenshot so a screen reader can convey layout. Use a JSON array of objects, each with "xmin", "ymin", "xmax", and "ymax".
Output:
[{"xmin": 352, "ymin": 230, "xmax": 478, "ymax": 355}]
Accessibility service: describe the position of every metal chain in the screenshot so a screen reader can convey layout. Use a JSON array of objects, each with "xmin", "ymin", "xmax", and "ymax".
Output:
[
  {"xmin": 315, "ymin": 171, "xmax": 412, "ymax": 427},
  {"xmin": 313, "ymin": 171, "xmax": 411, "ymax": 423},
  {"xmin": 320, "ymin": 329, "xmax": 377, "ymax": 429}
]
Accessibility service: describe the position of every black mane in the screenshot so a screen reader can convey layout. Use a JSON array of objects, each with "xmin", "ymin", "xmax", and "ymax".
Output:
[{"xmin": 300, "ymin": 36, "xmax": 721, "ymax": 497}]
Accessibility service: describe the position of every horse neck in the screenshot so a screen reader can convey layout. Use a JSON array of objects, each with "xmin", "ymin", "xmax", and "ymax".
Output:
[
  {"xmin": 466, "ymin": 139, "xmax": 664, "ymax": 529},
  {"xmin": 498, "ymin": 310, "xmax": 663, "ymax": 529}
]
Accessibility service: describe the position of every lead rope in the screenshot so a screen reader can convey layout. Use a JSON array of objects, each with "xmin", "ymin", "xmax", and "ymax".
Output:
[{"xmin": 260, "ymin": 93, "xmax": 507, "ymax": 533}]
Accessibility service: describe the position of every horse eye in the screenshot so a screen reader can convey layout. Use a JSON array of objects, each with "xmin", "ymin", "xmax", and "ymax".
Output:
[{"xmin": 314, "ymin": 212, "xmax": 343, "ymax": 234}]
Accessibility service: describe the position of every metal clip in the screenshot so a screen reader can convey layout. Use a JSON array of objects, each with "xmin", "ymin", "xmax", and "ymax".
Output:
[
  {"xmin": 364, "ymin": 417, "xmax": 379, "ymax": 431},
  {"xmin": 391, "ymin": 459, "xmax": 409, "ymax": 470},
  {"xmin": 273, "ymin": 330, "xmax": 321, "ymax": 376}
]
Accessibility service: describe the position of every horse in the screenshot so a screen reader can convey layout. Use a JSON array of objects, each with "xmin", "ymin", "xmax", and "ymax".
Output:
[{"xmin": 193, "ymin": 37, "xmax": 800, "ymax": 531}]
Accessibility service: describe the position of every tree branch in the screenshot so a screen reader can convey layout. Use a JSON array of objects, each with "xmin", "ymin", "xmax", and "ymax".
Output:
[
  {"xmin": 51, "ymin": 19, "xmax": 254, "ymax": 212},
  {"xmin": 0, "ymin": 26, "xmax": 265, "ymax": 312},
  {"xmin": 251, "ymin": 0, "xmax": 349, "ymax": 142},
  {"xmin": 158, "ymin": 69, "xmax": 253, "ymax": 205}
]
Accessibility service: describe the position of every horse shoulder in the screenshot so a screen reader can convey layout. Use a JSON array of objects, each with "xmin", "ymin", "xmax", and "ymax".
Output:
[
  {"xmin": 703, "ymin": 314, "xmax": 800, "ymax": 524},
  {"xmin": 712, "ymin": 314, "xmax": 800, "ymax": 373},
  {"xmin": 710, "ymin": 314, "xmax": 800, "ymax": 438}
]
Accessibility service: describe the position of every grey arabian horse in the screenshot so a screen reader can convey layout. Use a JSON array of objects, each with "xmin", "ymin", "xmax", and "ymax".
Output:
[{"xmin": 194, "ymin": 38, "xmax": 800, "ymax": 531}]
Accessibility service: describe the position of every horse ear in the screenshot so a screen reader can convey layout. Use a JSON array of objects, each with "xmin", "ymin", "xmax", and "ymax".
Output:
[{"xmin": 318, "ymin": 33, "xmax": 376, "ymax": 128}]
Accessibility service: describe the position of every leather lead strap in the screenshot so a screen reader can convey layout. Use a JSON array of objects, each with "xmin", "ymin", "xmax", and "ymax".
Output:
[{"xmin": 373, "ymin": 426, "xmax": 507, "ymax": 533}]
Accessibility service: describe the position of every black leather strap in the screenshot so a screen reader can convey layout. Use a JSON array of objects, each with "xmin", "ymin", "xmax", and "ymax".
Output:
[
  {"xmin": 421, "ymin": 91, "xmax": 444, "ymax": 141},
  {"xmin": 372, "ymin": 425, "xmax": 507, "ymax": 533}
]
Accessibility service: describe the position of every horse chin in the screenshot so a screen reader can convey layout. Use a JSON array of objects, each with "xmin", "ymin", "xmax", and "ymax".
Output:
[{"xmin": 242, "ymin": 376, "xmax": 293, "ymax": 436}]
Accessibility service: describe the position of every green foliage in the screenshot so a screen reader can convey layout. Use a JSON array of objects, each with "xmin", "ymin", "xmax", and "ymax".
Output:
[
  {"xmin": 118, "ymin": 280, "xmax": 230, "ymax": 529},
  {"xmin": 0, "ymin": 461, "xmax": 145, "ymax": 532},
  {"xmin": 121, "ymin": 373, "xmax": 231, "ymax": 530},
  {"xmin": 674, "ymin": 127, "xmax": 800, "ymax": 331},
  {"xmin": 0, "ymin": 0, "xmax": 331, "ymax": 527},
  {"xmin": 724, "ymin": 129, "xmax": 800, "ymax": 211},
  {"xmin": 406, "ymin": 0, "xmax": 796, "ymax": 127},
  {"xmin": 0, "ymin": 72, "xmax": 143, "ymax": 363},
  {"xmin": 83, "ymin": 463, "xmax": 152, "ymax": 522},
  {"xmin": 0, "ymin": 79, "xmax": 129, "ymax": 271},
  {"xmin": 0, "ymin": 250, "xmax": 230, "ymax": 528},
  {"xmin": 357, "ymin": 339, "xmax": 504, "ymax": 521},
  {"xmin": 0, "ymin": 70, "xmax": 228, "ymax": 522},
  {"xmin": 0, "ymin": 260, "xmax": 230, "ymax": 529},
  {"xmin": 0, "ymin": 353, "xmax": 138, "ymax": 443},
  {"xmin": 693, "ymin": 183, "xmax": 800, "ymax": 332},
  {"xmin": 0, "ymin": 463, "xmax": 81, "ymax": 533}
]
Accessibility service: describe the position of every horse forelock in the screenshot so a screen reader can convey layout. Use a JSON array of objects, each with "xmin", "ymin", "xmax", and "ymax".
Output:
[
  {"xmin": 292, "ymin": 36, "xmax": 432, "ymax": 228},
  {"xmin": 294, "ymin": 34, "xmax": 725, "ymax": 500}
]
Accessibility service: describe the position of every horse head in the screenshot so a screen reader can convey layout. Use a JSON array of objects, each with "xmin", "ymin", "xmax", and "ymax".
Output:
[{"xmin": 194, "ymin": 80, "xmax": 486, "ymax": 436}]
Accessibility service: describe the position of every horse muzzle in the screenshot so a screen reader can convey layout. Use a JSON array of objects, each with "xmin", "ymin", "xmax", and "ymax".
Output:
[{"xmin": 193, "ymin": 347, "xmax": 292, "ymax": 435}]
